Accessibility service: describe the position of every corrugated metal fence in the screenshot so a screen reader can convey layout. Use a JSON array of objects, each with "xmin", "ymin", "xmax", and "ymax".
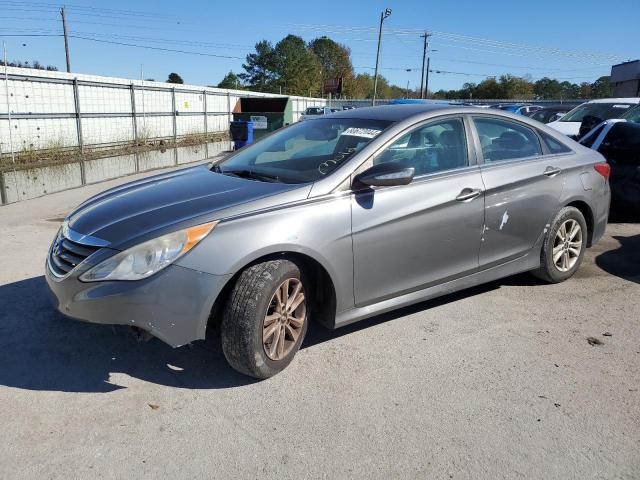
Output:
[{"xmin": 0, "ymin": 67, "xmax": 327, "ymax": 155}]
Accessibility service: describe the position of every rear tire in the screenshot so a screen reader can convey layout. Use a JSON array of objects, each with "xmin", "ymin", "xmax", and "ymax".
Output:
[
  {"xmin": 532, "ymin": 206, "xmax": 587, "ymax": 283},
  {"xmin": 221, "ymin": 259, "xmax": 309, "ymax": 379}
]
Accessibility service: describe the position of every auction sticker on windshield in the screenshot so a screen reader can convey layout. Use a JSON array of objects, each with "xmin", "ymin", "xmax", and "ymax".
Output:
[{"xmin": 342, "ymin": 127, "xmax": 382, "ymax": 139}]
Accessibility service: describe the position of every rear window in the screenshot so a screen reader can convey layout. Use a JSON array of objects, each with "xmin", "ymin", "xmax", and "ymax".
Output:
[
  {"xmin": 474, "ymin": 117, "xmax": 542, "ymax": 162},
  {"xmin": 539, "ymin": 131, "xmax": 572, "ymax": 154},
  {"xmin": 304, "ymin": 107, "xmax": 324, "ymax": 115}
]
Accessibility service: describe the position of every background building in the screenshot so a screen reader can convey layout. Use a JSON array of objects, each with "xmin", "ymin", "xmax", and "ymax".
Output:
[{"xmin": 610, "ymin": 60, "xmax": 640, "ymax": 96}]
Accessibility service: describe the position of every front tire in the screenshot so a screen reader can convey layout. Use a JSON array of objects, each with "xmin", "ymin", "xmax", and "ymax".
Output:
[
  {"xmin": 533, "ymin": 206, "xmax": 587, "ymax": 283},
  {"xmin": 221, "ymin": 259, "xmax": 309, "ymax": 379}
]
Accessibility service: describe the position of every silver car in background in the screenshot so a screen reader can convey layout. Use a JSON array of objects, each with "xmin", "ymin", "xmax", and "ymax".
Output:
[{"xmin": 46, "ymin": 105, "xmax": 611, "ymax": 378}]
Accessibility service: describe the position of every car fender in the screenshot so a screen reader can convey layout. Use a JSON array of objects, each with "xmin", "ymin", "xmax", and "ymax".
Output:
[{"xmin": 176, "ymin": 193, "xmax": 355, "ymax": 313}]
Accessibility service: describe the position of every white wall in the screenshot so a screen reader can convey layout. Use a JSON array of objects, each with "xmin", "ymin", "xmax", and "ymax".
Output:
[{"xmin": 0, "ymin": 67, "xmax": 327, "ymax": 153}]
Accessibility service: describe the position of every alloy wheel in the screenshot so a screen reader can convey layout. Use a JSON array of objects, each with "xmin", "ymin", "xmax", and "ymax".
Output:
[
  {"xmin": 552, "ymin": 219, "xmax": 583, "ymax": 272},
  {"xmin": 262, "ymin": 278, "xmax": 306, "ymax": 361}
]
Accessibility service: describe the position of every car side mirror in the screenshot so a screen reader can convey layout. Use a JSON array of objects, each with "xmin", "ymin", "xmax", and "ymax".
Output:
[{"xmin": 353, "ymin": 162, "xmax": 415, "ymax": 188}]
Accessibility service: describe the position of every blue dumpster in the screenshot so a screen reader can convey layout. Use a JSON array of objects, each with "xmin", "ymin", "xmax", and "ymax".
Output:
[{"xmin": 230, "ymin": 120, "xmax": 254, "ymax": 150}]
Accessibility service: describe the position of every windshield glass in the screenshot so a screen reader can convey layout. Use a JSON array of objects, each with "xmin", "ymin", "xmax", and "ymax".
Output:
[
  {"xmin": 560, "ymin": 102, "xmax": 636, "ymax": 122},
  {"xmin": 217, "ymin": 118, "xmax": 393, "ymax": 183},
  {"xmin": 304, "ymin": 107, "xmax": 324, "ymax": 115},
  {"xmin": 622, "ymin": 105, "xmax": 640, "ymax": 123}
]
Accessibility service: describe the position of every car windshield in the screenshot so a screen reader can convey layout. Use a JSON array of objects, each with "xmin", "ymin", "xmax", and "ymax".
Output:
[
  {"xmin": 560, "ymin": 102, "xmax": 636, "ymax": 122},
  {"xmin": 621, "ymin": 105, "xmax": 640, "ymax": 123},
  {"xmin": 304, "ymin": 107, "xmax": 324, "ymax": 115},
  {"xmin": 216, "ymin": 118, "xmax": 393, "ymax": 184}
]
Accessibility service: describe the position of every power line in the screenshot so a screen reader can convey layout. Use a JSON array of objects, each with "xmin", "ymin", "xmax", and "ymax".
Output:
[
  {"xmin": 0, "ymin": 1, "xmax": 189, "ymax": 21},
  {"xmin": 285, "ymin": 23, "xmax": 625, "ymax": 63},
  {"xmin": 66, "ymin": 31, "xmax": 254, "ymax": 50},
  {"xmin": 68, "ymin": 35, "xmax": 245, "ymax": 60}
]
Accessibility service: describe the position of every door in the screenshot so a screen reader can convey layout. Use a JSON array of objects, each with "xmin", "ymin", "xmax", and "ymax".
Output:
[
  {"xmin": 351, "ymin": 116, "xmax": 485, "ymax": 307},
  {"xmin": 471, "ymin": 116, "xmax": 565, "ymax": 268}
]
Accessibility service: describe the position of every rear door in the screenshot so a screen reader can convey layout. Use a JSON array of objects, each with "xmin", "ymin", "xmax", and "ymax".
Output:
[
  {"xmin": 351, "ymin": 116, "xmax": 485, "ymax": 306},
  {"xmin": 471, "ymin": 116, "xmax": 565, "ymax": 268}
]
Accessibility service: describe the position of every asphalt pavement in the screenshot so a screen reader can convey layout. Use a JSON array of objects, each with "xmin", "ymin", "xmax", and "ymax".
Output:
[{"xmin": 0, "ymin": 166, "xmax": 638, "ymax": 479}]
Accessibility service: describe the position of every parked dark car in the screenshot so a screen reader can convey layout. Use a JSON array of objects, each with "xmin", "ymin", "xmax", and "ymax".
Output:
[
  {"xmin": 527, "ymin": 105, "xmax": 574, "ymax": 124},
  {"xmin": 580, "ymin": 120, "xmax": 640, "ymax": 220}
]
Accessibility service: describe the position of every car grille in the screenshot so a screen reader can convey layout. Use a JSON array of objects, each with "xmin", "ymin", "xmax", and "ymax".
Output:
[{"xmin": 48, "ymin": 229, "xmax": 101, "ymax": 277}]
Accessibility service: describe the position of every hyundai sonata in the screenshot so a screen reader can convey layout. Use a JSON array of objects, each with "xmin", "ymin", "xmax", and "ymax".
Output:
[{"xmin": 46, "ymin": 104, "xmax": 611, "ymax": 378}]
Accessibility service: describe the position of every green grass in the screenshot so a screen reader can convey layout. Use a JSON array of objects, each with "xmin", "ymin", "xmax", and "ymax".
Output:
[{"xmin": 0, "ymin": 132, "xmax": 229, "ymax": 172}]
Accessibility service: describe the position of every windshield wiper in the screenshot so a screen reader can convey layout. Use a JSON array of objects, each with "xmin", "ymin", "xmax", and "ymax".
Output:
[{"xmin": 220, "ymin": 169, "xmax": 282, "ymax": 183}]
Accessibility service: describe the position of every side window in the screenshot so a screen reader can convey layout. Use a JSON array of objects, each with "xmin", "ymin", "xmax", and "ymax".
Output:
[
  {"xmin": 374, "ymin": 118, "xmax": 468, "ymax": 175},
  {"xmin": 474, "ymin": 117, "xmax": 542, "ymax": 163},
  {"xmin": 539, "ymin": 131, "xmax": 573, "ymax": 154}
]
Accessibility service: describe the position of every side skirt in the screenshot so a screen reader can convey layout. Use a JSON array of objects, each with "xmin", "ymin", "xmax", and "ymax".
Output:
[{"xmin": 333, "ymin": 246, "xmax": 541, "ymax": 329}]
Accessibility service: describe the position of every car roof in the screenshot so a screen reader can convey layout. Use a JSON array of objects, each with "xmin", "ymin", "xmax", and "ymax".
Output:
[
  {"xmin": 585, "ymin": 98, "xmax": 640, "ymax": 104},
  {"xmin": 536, "ymin": 105, "xmax": 575, "ymax": 111},
  {"xmin": 321, "ymin": 103, "xmax": 462, "ymax": 121}
]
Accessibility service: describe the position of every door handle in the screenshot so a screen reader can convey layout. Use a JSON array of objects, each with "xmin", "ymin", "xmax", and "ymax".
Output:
[
  {"xmin": 543, "ymin": 166, "xmax": 562, "ymax": 177},
  {"xmin": 456, "ymin": 188, "xmax": 483, "ymax": 202}
]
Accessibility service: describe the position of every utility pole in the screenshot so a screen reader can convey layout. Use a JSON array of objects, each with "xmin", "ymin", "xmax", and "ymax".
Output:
[
  {"xmin": 60, "ymin": 6, "xmax": 71, "ymax": 73},
  {"xmin": 425, "ymin": 56, "xmax": 431, "ymax": 99},
  {"xmin": 372, "ymin": 8, "xmax": 391, "ymax": 106},
  {"xmin": 420, "ymin": 32, "xmax": 430, "ymax": 99}
]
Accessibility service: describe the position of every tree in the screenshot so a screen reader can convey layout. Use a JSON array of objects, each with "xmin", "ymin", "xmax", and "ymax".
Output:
[
  {"xmin": 579, "ymin": 82, "xmax": 592, "ymax": 99},
  {"xmin": 309, "ymin": 36, "xmax": 354, "ymax": 95},
  {"xmin": 534, "ymin": 77, "xmax": 563, "ymax": 99},
  {"xmin": 0, "ymin": 59, "xmax": 57, "ymax": 71},
  {"xmin": 591, "ymin": 76, "xmax": 612, "ymax": 98},
  {"xmin": 240, "ymin": 40, "xmax": 276, "ymax": 91},
  {"xmin": 167, "ymin": 72, "xmax": 184, "ymax": 84},
  {"xmin": 271, "ymin": 35, "xmax": 321, "ymax": 96},
  {"xmin": 349, "ymin": 73, "xmax": 374, "ymax": 98},
  {"xmin": 217, "ymin": 71, "xmax": 241, "ymax": 89},
  {"xmin": 499, "ymin": 74, "xmax": 534, "ymax": 99}
]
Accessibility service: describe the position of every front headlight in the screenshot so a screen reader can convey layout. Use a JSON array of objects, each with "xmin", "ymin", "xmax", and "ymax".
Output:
[{"xmin": 79, "ymin": 221, "xmax": 218, "ymax": 282}]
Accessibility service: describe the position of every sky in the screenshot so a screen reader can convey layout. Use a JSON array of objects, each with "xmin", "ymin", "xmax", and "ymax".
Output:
[{"xmin": 1, "ymin": 0, "xmax": 639, "ymax": 94}]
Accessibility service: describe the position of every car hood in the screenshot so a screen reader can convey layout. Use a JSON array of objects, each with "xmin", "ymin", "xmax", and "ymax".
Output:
[
  {"xmin": 68, "ymin": 165, "xmax": 307, "ymax": 246},
  {"xmin": 548, "ymin": 120, "xmax": 579, "ymax": 137}
]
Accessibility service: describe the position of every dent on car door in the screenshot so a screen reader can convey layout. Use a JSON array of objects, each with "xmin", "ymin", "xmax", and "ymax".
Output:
[
  {"xmin": 472, "ymin": 116, "xmax": 565, "ymax": 267},
  {"xmin": 350, "ymin": 116, "xmax": 485, "ymax": 307}
]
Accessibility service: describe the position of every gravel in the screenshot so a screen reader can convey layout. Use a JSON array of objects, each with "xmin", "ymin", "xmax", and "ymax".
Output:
[{"xmin": 1, "ymin": 166, "xmax": 638, "ymax": 479}]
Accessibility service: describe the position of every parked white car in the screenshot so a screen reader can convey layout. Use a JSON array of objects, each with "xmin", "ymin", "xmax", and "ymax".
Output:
[
  {"xmin": 300, "ymin": 106, "xmax": 332, "ymax": 121},
  {"xmin": 548, "ymin": 98, "xmax": 640, "ymax": 138}
]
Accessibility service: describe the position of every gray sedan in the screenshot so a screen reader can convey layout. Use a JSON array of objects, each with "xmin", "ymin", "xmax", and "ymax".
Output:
[{"xmin": 46, "ymin": 105, "xmax": 611, "ymax": 378}]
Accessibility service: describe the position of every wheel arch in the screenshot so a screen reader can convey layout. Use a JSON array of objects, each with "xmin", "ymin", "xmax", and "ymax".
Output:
[
  {"xmin": 206, "ymin": 250, "xmax": 339, "ymax": 337},
  {"xmin": 565, "ymin": 199, "xmax": 595, "ymax": 247}
]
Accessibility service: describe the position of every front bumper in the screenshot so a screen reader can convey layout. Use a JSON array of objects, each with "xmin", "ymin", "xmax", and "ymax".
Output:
[{"xmin": 46, "ymin": 257, "xmax": 233, "ymax": 347}]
